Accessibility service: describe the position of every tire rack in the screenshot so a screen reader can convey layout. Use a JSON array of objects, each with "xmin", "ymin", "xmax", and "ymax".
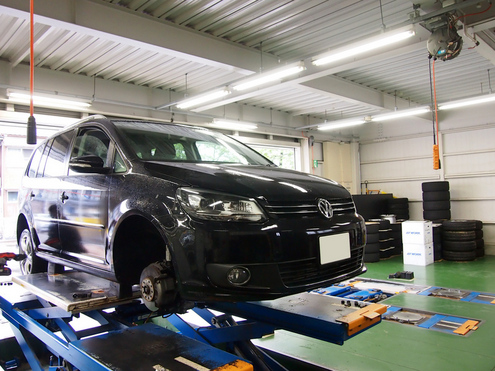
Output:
[{"xmin": 0, "ymin": 271, "xmax": 387, "ymax": 371}]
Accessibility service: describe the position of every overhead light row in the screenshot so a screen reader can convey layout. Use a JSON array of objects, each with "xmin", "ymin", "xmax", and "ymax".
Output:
[
  {"xmin": 318, "ymin": 93, "xmax": 495, "ymax": 131},
  {"xmin": 175, "ymin": 27, "xmax": 417, "ymax": 110},
  {"xmin": 7, "ymin": 91, "xmax": 91, "ymax": 111}
]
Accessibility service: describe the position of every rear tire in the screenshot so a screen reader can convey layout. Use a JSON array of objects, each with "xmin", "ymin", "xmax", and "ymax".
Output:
[{"xmin": 18, "ymin": 229, "xmax": 47, "ymax": 275}]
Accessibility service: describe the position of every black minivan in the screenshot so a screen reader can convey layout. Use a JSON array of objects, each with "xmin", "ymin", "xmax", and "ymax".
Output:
[{"xmin": 17, "ymin": 115, "xmax": 366, "ymax": 311}]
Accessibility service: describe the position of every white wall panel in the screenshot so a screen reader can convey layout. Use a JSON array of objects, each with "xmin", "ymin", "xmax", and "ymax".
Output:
[{"xmin": 360, "ymin": 124, "xmax": 495, "ymax": 255}]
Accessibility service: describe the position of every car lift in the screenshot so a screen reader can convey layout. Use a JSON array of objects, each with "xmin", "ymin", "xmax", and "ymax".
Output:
[{"xmin": 0, "ymin": 261, "xmax": 386, "ymax": 371}]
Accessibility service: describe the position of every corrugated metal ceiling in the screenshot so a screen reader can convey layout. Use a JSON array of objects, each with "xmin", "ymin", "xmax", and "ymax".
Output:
[{"xmin": 1, "ymin": 0, "xmax": 494, "ymax": 126}]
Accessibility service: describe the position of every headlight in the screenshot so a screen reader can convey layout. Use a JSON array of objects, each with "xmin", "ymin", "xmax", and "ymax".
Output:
[{"xmin": 177, "ymin": 188, "xmax": 267, "ymax": 222}]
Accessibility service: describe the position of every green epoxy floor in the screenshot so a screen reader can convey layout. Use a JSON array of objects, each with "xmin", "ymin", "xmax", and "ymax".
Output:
[{"xmin": 255, "ymin": 256, "xmax": 495, "ymax": 371}]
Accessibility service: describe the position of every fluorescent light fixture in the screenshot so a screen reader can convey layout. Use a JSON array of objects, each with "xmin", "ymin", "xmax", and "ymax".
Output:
[
  {"xmin": 8, "ymin": 92, "xmax": 91, "ymax": 110},
  {"xmin": 371, "ymin": 106, "xmax": 430, "ymax": 122},
  {"xmin": 313, "ymin": 28, "xmax": 415, "ymax": 66},
  {"xmin": 176, "ymin": 88, "xmax": 230, "ymax": 109},
  {"xmin": 232, "ymin": 64, "xmax": 305, "ymax": 91},
  {"xmin": 210, "ymin": 118, "xmax": 258, "ymax": 131},
  {"xmin": 318, "ymin": 119, "xmax": 366, "ymax": 131},
  {"xmin": 438, "ymin": 93, "xmax": 495, "ymax": 110}
]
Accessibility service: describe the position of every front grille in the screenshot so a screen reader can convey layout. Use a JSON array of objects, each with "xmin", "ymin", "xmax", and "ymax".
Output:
[
  {"xmin": 264, "ymin": 198, "xmax": 355, "ymax": 218},
  {"xmin": 278, "ymin": 246, "xmax": 364, "ymax": 287}
]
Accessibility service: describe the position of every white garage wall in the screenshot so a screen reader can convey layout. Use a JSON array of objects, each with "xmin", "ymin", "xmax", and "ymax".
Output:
[{"xmin": 359, "ymin": 116, "xmax": 495, "ymax": 255}]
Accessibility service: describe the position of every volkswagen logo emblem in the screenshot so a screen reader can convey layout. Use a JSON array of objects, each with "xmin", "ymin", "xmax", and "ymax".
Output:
[{"xmin": 317, "ymin": 198, "xmax": 333, "ymax": 219}]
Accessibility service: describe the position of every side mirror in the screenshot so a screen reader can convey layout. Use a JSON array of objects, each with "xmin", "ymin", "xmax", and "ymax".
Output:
[{"xmin": 69, "ymin": 155, "xmax": 110, "ymax": 174}]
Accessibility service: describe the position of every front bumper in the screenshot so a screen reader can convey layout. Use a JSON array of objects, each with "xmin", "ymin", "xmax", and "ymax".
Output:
[{"xmin": 173, "ymin": 213, "xmax": 366, "ymax": 301}]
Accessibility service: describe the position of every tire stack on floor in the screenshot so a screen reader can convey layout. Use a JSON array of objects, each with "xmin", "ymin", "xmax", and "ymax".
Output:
[
  {"xmin": 387, "ymin": 197, "xmax": 409, "ymax": 221},
  {"xmin": 432, "ymin": 223, "xmax": 443, "ymax": 261},
  {"xmin": 442, "ymin": 220, "xmax": 484, "ymax": 261},
  {"xmin": 364, "ymin": 222, "xmax": 380, "ymax": 262},
  {"xmin": 370, "ymin": 219, "xmax": 395, "ymax": 259},
  {"xmin": 364, "ymin": 222, "xmax": 380, "ymax": 263},
  {"xmin": 422, "ymin": 181, "xmax": 451, "ymax": 222},
  {"xmin": 390, "ymin": 222, "xmax": 403, "ymax": 256}
]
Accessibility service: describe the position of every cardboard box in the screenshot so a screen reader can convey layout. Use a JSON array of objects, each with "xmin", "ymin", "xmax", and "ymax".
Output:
[
  {"xmin": 403, "ymin": 243, "xmax": 434, "ymax": 266},
  {"xmin": 401, "ymin": 221, "xmax": 433, "ymax": 244}
]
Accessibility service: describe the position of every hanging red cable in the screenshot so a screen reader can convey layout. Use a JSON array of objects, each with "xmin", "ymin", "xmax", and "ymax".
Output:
[{"xmin": 454, "ymin": 1, "xmax": 492, "ymax": 23}]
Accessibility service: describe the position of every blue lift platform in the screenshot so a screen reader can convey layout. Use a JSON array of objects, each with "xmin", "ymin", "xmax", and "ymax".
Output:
[{"xmin": 0, "ymin": 271, "xmax": 387, "ymax": 371}]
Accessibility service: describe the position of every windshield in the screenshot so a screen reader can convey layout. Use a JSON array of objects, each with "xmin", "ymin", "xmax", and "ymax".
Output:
[{"xmin": 113, "ymin": 121, "xmax": 274, "ymax": 166}]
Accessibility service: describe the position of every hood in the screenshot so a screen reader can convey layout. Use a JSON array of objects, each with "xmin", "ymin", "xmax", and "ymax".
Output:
[{"xmin": 144, "ymin": 162, "xmax": 350, "ymax": 202}]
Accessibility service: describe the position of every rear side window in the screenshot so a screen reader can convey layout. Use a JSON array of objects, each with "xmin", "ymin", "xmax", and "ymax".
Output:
[
  {"xmin": 42, "ymin": 130, "xmax": 74, "ymax": 177},
  {"xmin": 27, "ymin": 145, "xmax": 45, "ymax": 178}
]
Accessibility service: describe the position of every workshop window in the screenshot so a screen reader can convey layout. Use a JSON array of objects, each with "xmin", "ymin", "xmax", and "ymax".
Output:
[
  {"xmin": 196, "ymin": 141, "xmax": 249, "ymax": 164},
  {"xmin": 7, "ymin": 191, "xmax": 18, "ymax": 203},
  {"xmin": 7, "ymin": 148, "xmax": 33, "ymax": 168},
  {"xmin": 251, "ymin": 145, "xmax": 296, "ymax": 170}
]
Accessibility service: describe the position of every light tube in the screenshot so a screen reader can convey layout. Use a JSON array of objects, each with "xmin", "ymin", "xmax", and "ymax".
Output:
[
  {"xmin": 233, "ymin": 65, "xmax": 305, "ymax": 91},
  {"xmin": 318, "ymin": 119, "xmax": 366, "ymax": 131},
  {"xmin": 438, "ymin": 93, "xmax": 495, "ymax": 110},
  {"xmin": 176, "ymin": 89, "xmax": 230, "ymax": 109},
  {"xmin": 371, "ymin": 107, "xmax": 430, "ymax": 121},
  {"xmin": 8, "ymin": 92, "xmax": 91, "ymax": 110},
  {"xmin": 210, "ymin": 119, "xmax": 258, "ymax": 131},
  {"xmin": 313, "ymin": 29, "xmax": 415, "ymax": 66}
]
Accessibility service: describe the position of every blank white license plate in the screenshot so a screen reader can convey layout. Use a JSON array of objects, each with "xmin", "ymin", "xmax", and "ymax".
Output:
[{"xmin": 319, "ymin": 233, "xmax": 351, "ymax": 265}]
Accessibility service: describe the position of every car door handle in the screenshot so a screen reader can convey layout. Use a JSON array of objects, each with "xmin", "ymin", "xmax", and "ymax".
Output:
[
  {"xmin": 60, "ymin": 192, "xmax": 69, "ymax": 203},
  {"xmin": 29, "ymin": 192, "xmax": 35, "ymax": 199}
]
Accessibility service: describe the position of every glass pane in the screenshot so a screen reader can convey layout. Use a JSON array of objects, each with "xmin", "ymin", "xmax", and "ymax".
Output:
[
  {"xmin": 251, "ymin": 145, "xmax": 296, "ymax": 170},
  {"xmin": 43, "ymin": 131, "xmax": 74, "ymax": 177},
  {"xmin": 7, "ymin": 191, "xmax": 18, "ymax": 203},
  {"xmin": 27, "ymin": 145, "xmax": 44, "ymax": 178},
  {"xmin": 114, "ymin": 121, "xmax": 272, "ymax": 165}
]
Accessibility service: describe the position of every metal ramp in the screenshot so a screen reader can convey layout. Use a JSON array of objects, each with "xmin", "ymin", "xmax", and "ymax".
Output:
[{"xmin": 1, "ymin": 272, "xmax": 387, "ymax": 370}]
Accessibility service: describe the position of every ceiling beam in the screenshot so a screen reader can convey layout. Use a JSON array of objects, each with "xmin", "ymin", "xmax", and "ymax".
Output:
[
  {"xmin": 192, "ymin": 36, "xmax": 428, "ymax": 113},
  {"xmin": 0, "ymin": 0, "xmax": 278, "ymax": 75}
]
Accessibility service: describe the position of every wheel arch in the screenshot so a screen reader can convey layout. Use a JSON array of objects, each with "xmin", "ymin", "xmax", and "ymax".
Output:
[
  {"xmin": 16, "ymin": 213, "xmax": 40, "ymax": 247},
  {"xmin": 110, "ymin": 212, "xmax": 174, "ymax": 286}
]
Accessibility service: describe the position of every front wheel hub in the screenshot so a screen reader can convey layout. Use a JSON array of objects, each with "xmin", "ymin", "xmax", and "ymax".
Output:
[
  {"xmin": 139, "ymin": 262, "xmax": 176, "ymax": 312},
  {"xmin": 140, "ymin": 277, "xmax": 155, "ymax": 302}
]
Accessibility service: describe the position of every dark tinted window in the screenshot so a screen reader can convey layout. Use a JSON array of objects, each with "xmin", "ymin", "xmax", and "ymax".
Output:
[
  {"xmin": 43, "ymin": 130, "xmax": 74, "ymax": 177},
  {"xmin": 114, "ymin": 121, "xmax": 272, "ymax": 166}
]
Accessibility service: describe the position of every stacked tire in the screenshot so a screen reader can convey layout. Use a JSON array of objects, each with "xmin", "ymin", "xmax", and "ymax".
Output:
[
  {"xmin": 442, "ymin": 220, "xmax": 484, "ymax": 261},
  {"xmin": 369, "ymin": 219, "xmax": 394, "ymax": 259},
  {"xmin": 422, "ymin": 181, "xmax": 451, "ymax": 222},
  {"xmin": 390, "ymin": 222, "xmax": 403, "ymax": 256},
  {"xmin": 387, "ymin": 198, "xmax": 409, "ymax": 221},
  {"xmin": 432, "ymin": 223, "xmax": 442, "ymax": 261},
  {"xmin": 364, "ymin": 222, "xmax": 380, "ymax": 262}
]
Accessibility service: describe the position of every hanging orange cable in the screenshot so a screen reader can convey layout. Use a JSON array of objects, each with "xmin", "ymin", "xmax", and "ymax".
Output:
[
  {"xmin": 30, "ymin": 0, "xmax": 34, "ymax": 116},
  {"xmin": 432, "ymin": 59, "xmax": 440, "ymax": 170},
  {"xmin": 27, "ymin": 0, "xmax": 37, "ymax": 144}
]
